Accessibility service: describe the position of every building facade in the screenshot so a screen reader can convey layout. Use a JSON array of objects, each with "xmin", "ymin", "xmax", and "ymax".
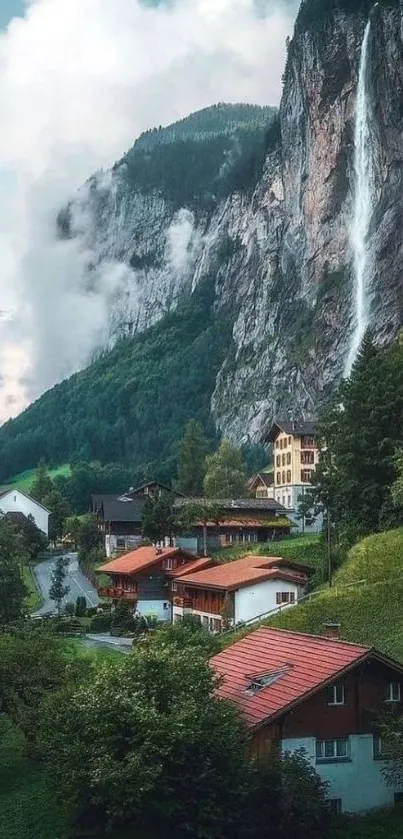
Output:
[
  {"xmin": 212, "ymin": 627, "xmax": 403, "ymax": 814},
  {"xmin": 248, "ymin": 472, "xmax": 275, "ymax": 499},
  {"xmin": 97, "ymin": 546, "xmax": 214, "ymax": 621},
  {"xmin": 172, "ymin": 555, "xmax": 310, "ymax": 632},
  {"xmin": 0, "ymin": 489, "xmax": 50, "ymax": 535},
  {"xmin": 266, "ymin": 421, "xmax": 322, "ymax": 534}
]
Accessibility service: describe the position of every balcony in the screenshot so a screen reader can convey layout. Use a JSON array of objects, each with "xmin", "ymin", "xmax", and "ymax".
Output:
[
  {"xmin": 173, "ymin": 596, "xmax": 193, "ymax": 609},
  {"xmin": 98, "ymin": 586, "xmax": 137, "ymax": 601}
]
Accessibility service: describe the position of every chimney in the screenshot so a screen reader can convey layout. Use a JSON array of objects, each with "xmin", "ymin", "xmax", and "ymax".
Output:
[{"xmin": 323, "ymin": 621, "xmax": 341, "ymax": 639}]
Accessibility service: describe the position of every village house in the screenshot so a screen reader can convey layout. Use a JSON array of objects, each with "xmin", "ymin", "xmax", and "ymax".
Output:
[
  {"xmin": 265, "ymin": 420, "xmax": 322, "ymax": 534},
  {"xmin": 96, "ymin": 545, "xmax": 215, "ymax": 621},
  {"xmin": 171, "ymin": 554, "xmax": 310, "ymax": 632},
  {"xmin": 248, "ymin": 471, "xmax": 275, "ymax": 499},
  {"xmin": 174, "ymin": 497, "xmax": 295, "ymax": 554},
  {"xmin": 0, "ymin": 488, "xmax": 50, "ymax": 536},
  {"xmin": 92, "ymin": 481, "xmax": 184, "ymax": 557},
  {"xmin": 211, "ymin": 626, "xmax": 403, "ymax": 814}
]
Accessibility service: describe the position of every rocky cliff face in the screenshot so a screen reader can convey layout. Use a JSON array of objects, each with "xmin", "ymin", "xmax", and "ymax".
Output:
[{"xmin": 64, "ymin": 0, "xmax": 403, "ymax": 444}]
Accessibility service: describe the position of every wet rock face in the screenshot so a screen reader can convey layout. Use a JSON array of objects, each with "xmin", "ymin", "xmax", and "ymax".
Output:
[{"xmin": 68, "ymin": 0, "xmax": 403, "ymax": 443}]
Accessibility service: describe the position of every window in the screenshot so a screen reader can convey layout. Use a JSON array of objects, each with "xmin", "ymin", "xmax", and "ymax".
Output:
[
  {"xmin": 327, "ymin": 682, "xmax": 345, "ymax": 706},
  {"xmin": 301, "ymin": 469, "xmax": 312, "ymax": 483},
  {"xmin": 280, "ymin": 439, "xmax": 283, "ymax": 449},
  {"xmin": 116, "ymin": 537, "xmax": 126, "ymax": 548},
  {"xmin": 327, "ymin": 799, "xmax": 342, "ymax": 815},
  {"xmin": 171, "ymin": 582, "xmax": 178, "ymax": 592},
  {"xmin": 165, "ymin": 558, "xmax": 173, "ymax": 570},
  {"xmin": 287, "ymin": 452, "xmax": 291, "ymax": 465},
  {"xmin": 276, "ymin": 455, "xmax": 281, "ymax": 467},
  {"xmin": 225, "ymin": 533, "xmax": 231, "ymax": 543},
  {"xmin": 213, "ymin": 618, "xmax": 221, "ymax": 633},
  {"xmin": 276, "ymin": 441, "xmax": 279, "ymax": 449},
  {"xmin": 276, "ymin": 591, "xmax": 296, "ymax": 605},
  {"xmin": 373, "ymin": 735, "xmax": 390, "ymax": 760},
  {"xmin": 202, "ymin": 616, "xmax": 209, "ymax": 627},
  {"xmin": 253, "ymin": 533, "xmax": 258, "ymax": 542},
  {"xmin": 301, "ymin": 451, "xmax": 315, "ymax": 465},
  {"xmin": 286, "ymin": 470, "xmax": 291, "ymax": 483},
  {"xmin": 386, "ymin": 682, "xmax": 401, "ymax": 702},
  {"xmin": 288, "ymin": 436, "xmax": 292, "ymax": 444},
  {"xmin": 277, "ymin": 472, "xmax": 281, "ymax": 485},
  {"xmin": 174, "ymin": 614, "xmax": 183, "ymax": 623},
  {"xmin": 282, "ymin": 471, "xmax": 286, "ymax": 484},
  {"xmin": 163, "ymin": 602, "xmax": 169, "ymax": 610},
  {"xmin": 282, "ymin": 454, "xmax": 286, "ymax": 466},
  {"xmin": 316, "ymin": 738, "xmax": 349, "ymax": 763}
]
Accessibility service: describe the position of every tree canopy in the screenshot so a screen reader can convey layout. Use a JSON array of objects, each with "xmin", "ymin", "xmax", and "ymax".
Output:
[
  {"xmin": 204, "ymin": 439, "xmax": 248, "ymax": 498},
  {"xmin": 176, "ymin": 420, "xmax": 209, "ymax": 496}
]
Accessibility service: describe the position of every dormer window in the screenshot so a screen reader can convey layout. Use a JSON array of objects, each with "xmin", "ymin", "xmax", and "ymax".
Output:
[
  {"xmin": 327, "ymin": 682, "xmax": 345, "ymax": 706},
  {"xmin": 386, "ymin": 682, "xmax": 401, "ymax": 703},
  {"xmin": 245, "ymin": 667, "xmax": 290, "ymax": 695},
  {"xmin": 165, "ymin": 558, "xmax": 173, "ymax": 571}
]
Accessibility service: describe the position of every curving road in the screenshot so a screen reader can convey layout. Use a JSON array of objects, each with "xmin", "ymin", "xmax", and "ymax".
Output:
[{"xmin": 33, "ymin": 552, "xmax": 100, "ymax": 616}]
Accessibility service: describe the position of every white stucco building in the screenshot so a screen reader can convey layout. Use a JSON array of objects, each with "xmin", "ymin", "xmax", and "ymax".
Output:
[
  {"xmin": 172, "ymin": 554, "xmax": 310, "ymax": 632},
  {"xmin": 0, "ymin": 488, "xmax": 50, "ymax": 536}
]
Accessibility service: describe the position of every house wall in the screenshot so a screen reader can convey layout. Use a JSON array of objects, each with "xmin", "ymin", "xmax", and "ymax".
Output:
[
  {"xmin": 234, "ymin": 580, "xmax": 299, "ymax": 624},
  {"xmin": 281, "ymin": 734, "xmax": 399, "ymax": 813},
  {"xmin": 273, "ymin": 431, "xmax": 322, "ymax": 532},
  {"xmin": 0, "ymin": 490, "xmax": 49, "ymax": 535},
  {"xmin": 137, "ymin": 599, "xmax": 171, "ymax": 622}
]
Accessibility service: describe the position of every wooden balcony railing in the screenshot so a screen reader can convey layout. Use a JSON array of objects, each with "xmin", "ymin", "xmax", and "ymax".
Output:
[
  {"xmin": 173, "ymin": 596, "xmax": 193, "ymax": 609},
  {"xmin": 98, "ymin": 587, "xmax": 137, "ymax": 601}
]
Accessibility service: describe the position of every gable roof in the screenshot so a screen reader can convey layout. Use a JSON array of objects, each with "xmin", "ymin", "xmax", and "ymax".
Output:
[
  {"xmin": 166, "ymin": 556, "xmax": 216, "ymax": 578},
  {"xmin": 265, "ymin": 421, "xmax": 317, "ymax": 443},
  {"xmin": 100, "ymin": 498, "xmax": 145, "ymax": 523},
  {"xmin": 174, "ymin": 498, "xmax": 287, "ymax": 514},
  {"xmin": 211, "ymin": 627, "xmax": 403, "ymax": 730},
  {"xmin": 173, "ymin": 555, "xmax": 310, "ymax": 592},
  {"xmin": 120, "ymin": 481, "xmax": 186, "ymax": 500},
  {"xmin": 248, "ymin": 472, "xmax": 274, "ymax": 489},
  {"xmin": 97, "ymin": 545, "xmax": 196, "ymax": 576},
  {"xmin": 0, "ymin": 488, "xmax": 51, "ymax": 514}
]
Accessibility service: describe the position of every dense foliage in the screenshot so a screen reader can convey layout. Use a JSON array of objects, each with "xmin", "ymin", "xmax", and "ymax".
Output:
[
  {"xmin": 0, "ymin": 517, "xmax": 27, "ymax": 625},
  {"xmin": 306, "ymin": 334, "xmax": 403, "ymax": 548},
  {"xmin": 204, "ymin": 439, "xmax": 248, "ymax": 498},
  {"xmin": 176, "ymin": 420, "xmax": 209, "ymax": 496},
  {"xmin": 0, "ymin": 279, "xmax": 232, "ymax": 483}
]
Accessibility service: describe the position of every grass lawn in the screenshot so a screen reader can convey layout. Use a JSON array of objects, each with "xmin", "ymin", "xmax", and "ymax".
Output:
[
  {"xmin": 330, "ymin": 809, "xmax": 403, "ymax": 838},
  {"xmin": 0, "ymin": 717, "xmax": 68, "ymax": 839},
  {"xmin": 22, "ymin": 564, "xmax": 42, "ymax": 612},
  {"xmin": 0, "ymin": 464, "xmax": 71, "ymax": 493}
]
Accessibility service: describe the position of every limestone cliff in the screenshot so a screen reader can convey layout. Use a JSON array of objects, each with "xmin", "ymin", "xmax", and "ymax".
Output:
[{"xmin": 61, "ymin": 0, "xmax": 403, "ymax": 444}]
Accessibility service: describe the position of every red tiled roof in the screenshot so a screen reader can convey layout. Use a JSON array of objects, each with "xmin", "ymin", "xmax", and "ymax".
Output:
[
  {"xmin": 97, "ymin": 546, "xmax": 192, "ymax": 575},
  {"xmin": 166, "ymin": 557, "xmax": 216, "ymax": 578},
  {"xmin": 211, "ymin": 627, "xmax": 370, "ymax": 729},
  {"xmin": 173, "ymin": 554, "xmax": 309, "ymax": 592}
]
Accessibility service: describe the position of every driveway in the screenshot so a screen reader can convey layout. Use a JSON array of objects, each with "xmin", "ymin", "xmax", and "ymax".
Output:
[{"xmin": 33, "ymin": 552, "xmax": 100, "ymax": 616}]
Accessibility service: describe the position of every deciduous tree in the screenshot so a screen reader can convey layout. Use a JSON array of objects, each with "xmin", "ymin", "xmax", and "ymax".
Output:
[
  {"xmin": 0, "ymin": 516, "xmax": 27, "ymax": 625},
  {"xmin": 203, "ymin": 439, "xmax": 247, "ymax": 499}
]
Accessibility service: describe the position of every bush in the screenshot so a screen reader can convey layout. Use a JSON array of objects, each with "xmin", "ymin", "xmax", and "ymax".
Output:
[
  {"xmin": 75, "ymin": 596, "xmax": 87, "ymax": 617},
  {"xmin": 64, "ymin": 602, "xmax": 75, "ymax": 616},
  {"xmin": 89, "ymin": 613, "xmax": 112, "ymax": 633}
]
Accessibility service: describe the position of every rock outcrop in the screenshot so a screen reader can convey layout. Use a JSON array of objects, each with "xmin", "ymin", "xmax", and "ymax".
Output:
[{"xmin": 64, "ymin": 0, "xmax": 403, "ymax": 443}]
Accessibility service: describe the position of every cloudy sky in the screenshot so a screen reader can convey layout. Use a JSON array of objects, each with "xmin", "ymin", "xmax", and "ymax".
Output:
[{"xmin": 0, "ymin": 0, "xmax": 297, "ymax": 423}]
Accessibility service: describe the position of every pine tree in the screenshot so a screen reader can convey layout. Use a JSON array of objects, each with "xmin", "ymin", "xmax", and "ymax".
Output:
[
  {"xmin": 177, "ymin": 420, "xmax": 209, "ymax": 496},
  {"xmin": 203, "ymin": 439, "xmax": 247, "ymax": 498},
  {"xmin": 30, "ymin": 460, "xmax": 54, "ymax": 503},
  {"xmin": 49, "ymin": 556, "xmax": 69, "ymax": 614}
]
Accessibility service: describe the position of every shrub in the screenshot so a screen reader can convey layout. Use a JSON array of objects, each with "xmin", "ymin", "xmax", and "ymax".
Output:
[
  {"xmin": 64, "ymin": 602, "xmax": 75, "ymax": 616},
  {"xmin": 89, "ymin": 613, "xmax": 112, "ymax": 633}
]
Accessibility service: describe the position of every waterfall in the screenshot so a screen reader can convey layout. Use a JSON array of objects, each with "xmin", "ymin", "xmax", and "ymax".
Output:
[{"xmin": 345, "ymin": 21, "xmax": 373, "ymax": 377}]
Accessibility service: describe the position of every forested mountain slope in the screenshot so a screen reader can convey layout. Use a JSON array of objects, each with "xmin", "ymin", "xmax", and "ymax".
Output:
[{"xmin": 1, "ymin": 0, "xmax": 403, "ymax": 478}]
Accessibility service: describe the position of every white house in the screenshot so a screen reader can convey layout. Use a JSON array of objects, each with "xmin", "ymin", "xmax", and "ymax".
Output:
[
  {"xmin": 172, "ymin": 555, "xmax": 311, "ymax": 632},
  {"xmin": 0, "ymin": 489, "xmax": 50, "ymax": 536}
]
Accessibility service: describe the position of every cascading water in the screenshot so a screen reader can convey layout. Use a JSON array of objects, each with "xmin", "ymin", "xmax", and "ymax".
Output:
[{"xmin": 345, "ymin": 20, "xmax": 373, "ymax": 377}]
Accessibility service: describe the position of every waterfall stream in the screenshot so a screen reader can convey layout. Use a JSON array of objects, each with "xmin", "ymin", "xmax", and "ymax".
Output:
[{"xmin": 345, "ymin": 21, "xmax": 373, "ymax": 377}]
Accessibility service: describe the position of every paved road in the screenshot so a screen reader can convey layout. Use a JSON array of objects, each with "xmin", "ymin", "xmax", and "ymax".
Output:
[{"xmin": 33, "ymin": 552, "xmax": 100, "ymax": 616}]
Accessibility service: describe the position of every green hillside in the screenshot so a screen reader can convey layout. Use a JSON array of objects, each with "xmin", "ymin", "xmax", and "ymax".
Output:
[
  {"xmin": 0, "ymin": 464, "xmax": 71, "ymax": 493},
  {"xmin": 0, "ymin": 279, "xmax": 233, "ymax": 482},
  {"xmin": 223, "ymin": 528, "xmax": 403, "ymax": 662}
]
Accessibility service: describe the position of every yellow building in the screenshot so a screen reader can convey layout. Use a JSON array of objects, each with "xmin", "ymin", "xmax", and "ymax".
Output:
[{"xmin": 265, "ymin": 421, "xmax": 321, "ymax": 533}]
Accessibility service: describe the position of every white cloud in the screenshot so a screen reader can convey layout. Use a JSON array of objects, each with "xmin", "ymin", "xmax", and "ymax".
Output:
[{"xmin": 0, "ymin": 0, "xmax": 297, "ymax": 422}]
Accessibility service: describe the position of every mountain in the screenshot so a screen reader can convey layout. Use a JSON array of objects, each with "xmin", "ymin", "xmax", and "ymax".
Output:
[{"xmin": 1, "ymin": 0, "xmax": 403, "ymax": 480}]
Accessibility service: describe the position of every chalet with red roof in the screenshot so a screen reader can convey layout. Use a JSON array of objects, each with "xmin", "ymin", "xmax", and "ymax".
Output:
[
  {"xmin": 97, "ymin": 546, "xmax": 215, "ymax": 621},
  {"xmin": 212, "ymin": 626, "xmax": 403, "ymax": 813},
  {"xmin": 172, "ymin": 555, "xmax": 310, "ymax": 632}
]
